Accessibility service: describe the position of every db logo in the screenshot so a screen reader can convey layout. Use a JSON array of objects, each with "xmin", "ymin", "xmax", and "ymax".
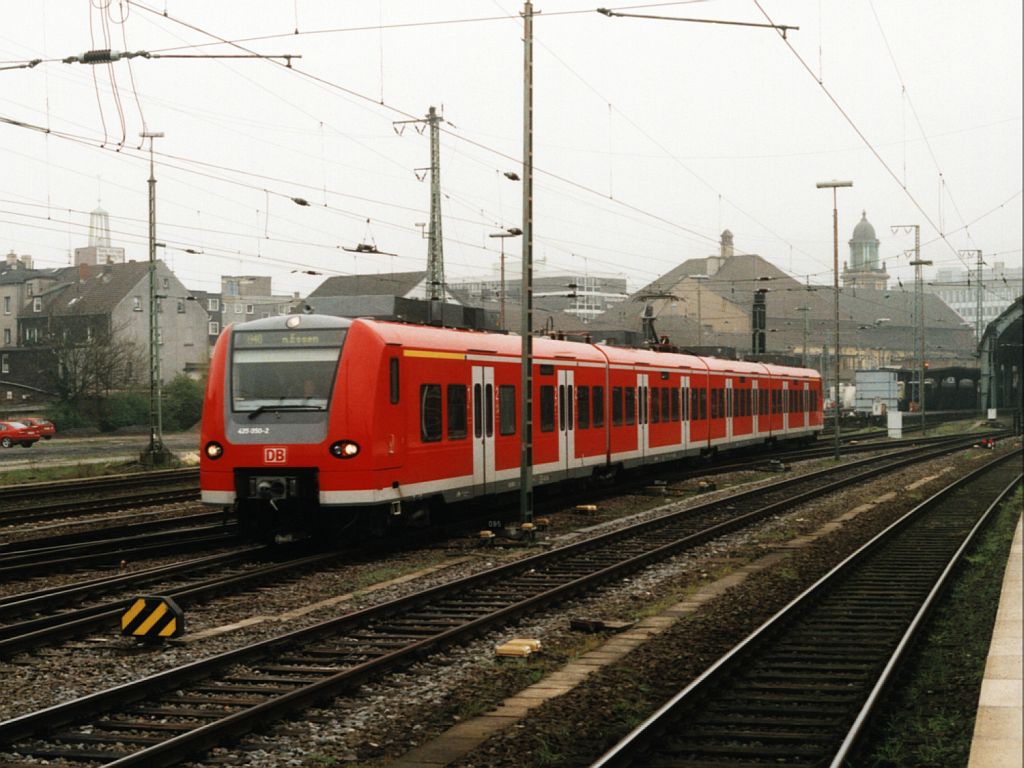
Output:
[{"xmin": 264, "ymin": 447, "xmax": 287, "ymax": 463}]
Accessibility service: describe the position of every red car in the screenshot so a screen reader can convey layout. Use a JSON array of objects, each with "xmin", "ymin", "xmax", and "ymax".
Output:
[
  {"xmin": 20, "ymin": 417, "xmax": 56, "ymax": 439},
  {"xmin": 0, "ymin": 421, "xmax": 41, "ymax": 448}
]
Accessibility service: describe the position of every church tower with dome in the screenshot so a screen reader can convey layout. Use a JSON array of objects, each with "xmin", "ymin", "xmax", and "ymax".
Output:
[{"xmin": 842, "ymin": 211, "xmax": 889, "ymax": 290}]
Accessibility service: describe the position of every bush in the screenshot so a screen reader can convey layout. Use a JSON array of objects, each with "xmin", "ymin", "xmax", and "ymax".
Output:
[
  {"xmin": 46, "ymin": 401, "xmax": 96, "ymax": 431},
  {"xmin": 163, "ymin": 375, "xmax": 205, "ymax": 431},
  {"xmin": 100, "ymin": 391, "xmax": 150, "ymax": 431}
]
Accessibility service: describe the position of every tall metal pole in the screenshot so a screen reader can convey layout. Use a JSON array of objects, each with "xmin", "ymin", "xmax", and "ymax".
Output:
[
  {"xmin": 895, "ymin": 224, "xmax": 928, "ymax": 433},
  {"xmin": 426, "ymin": 106, "xmax": 445, "ymax": 303},
  {"xmin": 519, "ymin": 1, "xmax": 534, "ymax": 524},
  {"xmin": 971, "ymin": 250, "xmax": 984, "ymax": 342},
  {"xmin": 910, "ymin": 253, "xmax": 932, "ymax": 433},
  {"xmin": 499, "ymin": 240, "xmax": 506, "ymax": 330},
  {"xmin": 142, "ymin": 130, "xmax": 166, "ymax": 464},
  {"xmin": 689, "ymin": 274, "xmax": 708, "ymax": 347},
  {"xmin": 797, "ymin": 306, "xmax": 810, "ymax": 367},
  {"xmin": 817, "ymin": 180, "xmax": 852, "ymax": 461}
]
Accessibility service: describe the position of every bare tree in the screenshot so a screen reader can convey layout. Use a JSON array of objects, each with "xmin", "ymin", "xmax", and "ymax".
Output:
[{"xmin": 45, "ymin": 317, "xmax": 144, "ymax": 404}]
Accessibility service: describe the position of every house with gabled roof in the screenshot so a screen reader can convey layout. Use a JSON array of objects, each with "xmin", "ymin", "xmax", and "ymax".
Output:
[{"xmin": 6, "ymin": 261, "xmax": 210, "ymax": 401}]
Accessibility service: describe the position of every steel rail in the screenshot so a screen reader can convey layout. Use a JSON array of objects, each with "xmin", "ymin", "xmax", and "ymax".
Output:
[
  {"xmin": 0, "ymin": 435, "xmax": 993, "ymax": 766},
  {"xmin": 0, "ymin": 549, "xmax": 341, "ymax": 657},
  {"xmin": 590, "ymin": 450, "xmax": 1021, "ymax": 768}
]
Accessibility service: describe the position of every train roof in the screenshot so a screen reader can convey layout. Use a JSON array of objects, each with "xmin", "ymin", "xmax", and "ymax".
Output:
[
  {"xmin": 359, "ymin": 317, "xmax": 606, "ymax": 363},
  {"xmin": 296, "ymin": 317, "xmax": 823, "ymax": 379}
]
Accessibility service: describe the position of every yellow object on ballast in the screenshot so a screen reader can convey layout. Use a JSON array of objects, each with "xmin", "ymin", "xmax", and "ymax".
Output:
[
  {"xmin": 495, "ymin": 638, "xmax": 542, "ymax": 657},
  {"xmin": 121, "ymin": 595, "xmax": 185, "ymax": 639}
]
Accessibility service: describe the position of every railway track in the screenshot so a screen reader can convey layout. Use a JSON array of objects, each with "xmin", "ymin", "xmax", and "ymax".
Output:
[
  {"xmin": 591, "ymin": 450, "xmax": 1022, "ymax": 768},
  {"xmin": 0, "ymin": 434, "xmax": 991, "ymax": 766},
  {"xmin": 0, "ymin": 469, "xmax": 199, "ymax": 528},
  {"xmin": 0, "ymin": 546, "xmax": 342, "ymax": 657},
  {"xmin": 0, "ymin": 515, "xmax": 238, "ymax": 581}
]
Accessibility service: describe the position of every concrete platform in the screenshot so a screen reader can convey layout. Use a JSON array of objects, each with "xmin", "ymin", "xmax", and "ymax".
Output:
[{"xmin": 968, "ymin": 514, "xmax": 1023, "ymax": 768}]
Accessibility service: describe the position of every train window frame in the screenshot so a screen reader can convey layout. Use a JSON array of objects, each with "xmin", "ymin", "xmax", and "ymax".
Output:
[
  {"xmin": 650, "ymin": 387, "xmax": 660, "ymax": 423},
  {"xmin": 672, "ymin": 389, "xmax": 680, "ymax": 422},
  {"xmin": 420, "ymin": 384, "xmax": 443, "ymax": 443},
  {"xmin": 662, "ymin": 388, "xmax": 671, "ymax": 422},
  {"xmin": 577, "ymin": 386, "xmax": 590, "ymax": 429},
  {"xmin": 625, "ymin": 387, "xmax": 636, "ymax": 426},
  {"xmin": 473, "ymin": 384, "xmax": 483, "ymax": 438},
  {"xmin": 700, "ymin": 388, "xmax": 707, "ymax": 420},
  {"xmin": 559, "ymin": 385, "xmax": 566, "ymax": 431},
  {"xmin": 485, "ymin": 383, "xmax": 494, "ymax": 437},
  {"xmin": 593, "ymin": 385, "xmax": 605, "ymax": 427},
  {"xmin": 499, "ymin": 384, "xmax": 516, "ymax": 435},
  {"xmin": 389, "ymin": 358, "xmax": 400, "ymax": 404},
  {"xmin": 612, "ymin": 386, "xmax": 623, "ymax": 426},
  {"xmin": 540, "ymin": 385, "xmax": 555, "ymax": 432},
  {"xmin": 566, "ymin": 384, "xmax": 574, "ymax": 430},
  {"xmin": 447, "ymin": 384, "xmax": 467, "ymax": 440}
]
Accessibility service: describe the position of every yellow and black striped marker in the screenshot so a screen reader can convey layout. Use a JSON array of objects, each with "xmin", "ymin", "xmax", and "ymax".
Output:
[{"xmin": 121, "ymin": 596, "xmax": 184, "ymax": 640}]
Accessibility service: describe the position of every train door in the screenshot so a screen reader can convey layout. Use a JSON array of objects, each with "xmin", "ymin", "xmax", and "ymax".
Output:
[
  {"xmin": 725, "ymin": 378, "xmax": 734, "ymax": 441},
  {"xmin": 471, "ymin": 366, "xmax": 495, "ymax": 494},
  {"xmin": 557, "ymin": 369, "xmax": 576, "ymax": 476},
  {"xmin": 637, "ymin": 373, "xmax": 649, "ymax": 459},
  {"xmin": 782, "ymin": 380, "xmax": 790, "ymax": 434},
  {"xmin": 752, "ymin": 379, "xmax": 759, "ymax": 435},
  {"xmin": 681, "ymin": 375, "xmax": 690, "ymax": 448}
]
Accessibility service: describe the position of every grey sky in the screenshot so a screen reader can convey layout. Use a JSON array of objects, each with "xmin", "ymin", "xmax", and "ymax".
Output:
[{"xmin": 1, "ymin": 1, "xmax": 1020, "ymax": 297}]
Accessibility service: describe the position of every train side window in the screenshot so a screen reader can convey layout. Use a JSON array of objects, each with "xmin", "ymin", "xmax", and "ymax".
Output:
[
  {"xmin": 558, "ymin": 385, "xmax": 566, "ymax": 431},
  {"xmin": 612, "ymin": 386, "xmax": 623, "ymax": 426},
  {"xmin": 485, "ymin": 383, "xmax": 494, "ymax": 437},
  {"xmin": 447, "ymin": 385, "xmax": 467, "ymax": 440},
  {"xmin": 661, "ymin": 388, "xmax": 671, "ymax": 421},
  {"xmin": 593, "ymin": 385, "xmax": 605, "ymax": 427},
  {"xmin": 625, "ymin": 387, "xmax": 636, "ymax": 426},
  {"xmin": 700, "ymin": 388, "xmax": 707, "ymax": 420},
  {"xmin": 670, "ymin": 388, "xmax": 679, "ymax": 422},
  {"xmin": 420, "ymin": 384, "xmax": 442, "ymax": 443},
  {"xmin": 577, "ymin": 386, "xmax": 590, "ymax": 429},
  {"xmin": 389, "ymin": 358, "xmax": 399, "ymax": 404},
  {"xmin": 650, "ymin": 387, "xmax": 661, "ymax": 423},
  {"xmin": 567, "ymin": 385, "xmax": 574, "ymax": 430},
  {"xmin": 710, "ymin": 389, "xmax": 718, "ymax": 419},
  {"xmin": 540, "ymin": 385, "xmax": 555, "ymax": 432},
  {"xmin": 473, "ymin": 384, "xmax": 483, "ymax": 438},
  {"xmin": 681, "ymin": 386, "xmax": 689, "ymax": 421},
  {"xmin": 689, "ymin": 388, "xmax": 697, "ymax": 422},
  {"xmin": 499, "ymin": 385, "xmax": 516, "ymax": 435}
]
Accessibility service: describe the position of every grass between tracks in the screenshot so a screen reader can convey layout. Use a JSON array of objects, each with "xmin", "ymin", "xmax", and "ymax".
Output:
[
  {"xmin": 0, "ymin": 461, "xmax": 141, "ymax": 486},
  {"xmin": 857, "ymin": 485, "xmax": 1023, "ymax": 768}
]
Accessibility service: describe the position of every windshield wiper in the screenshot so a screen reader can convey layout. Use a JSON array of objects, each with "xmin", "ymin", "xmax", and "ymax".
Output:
[{"xmin": 247, "ymin": 404, "xmax": 326, "ymax": 420}]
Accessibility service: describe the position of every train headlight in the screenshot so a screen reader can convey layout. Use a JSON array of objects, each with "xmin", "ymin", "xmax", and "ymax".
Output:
[
  {"xmin": 204, "ymin": 441, "xmax": 224, "ymax": 460},
  {"xmin": 330, "ymin": 440, "xmax": 360, "ymax": 459}
]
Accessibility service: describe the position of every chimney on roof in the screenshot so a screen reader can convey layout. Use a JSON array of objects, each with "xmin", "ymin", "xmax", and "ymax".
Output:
[
  {"xmin": 5, "ymin": 251, "xmax": 16, "ymax": 268},
  {"xmin": 79, "ymin": 262, "xmax": 91, "ymax": 282},
  {"xmin": 22, "ymin": 255, "xmax": 32, "ymax": 270}
]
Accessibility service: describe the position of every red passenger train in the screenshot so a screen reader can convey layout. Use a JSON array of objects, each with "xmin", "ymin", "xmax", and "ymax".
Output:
[{"xmin": 200, "ymin": 314, "xmax": 823, "ymax": 536}]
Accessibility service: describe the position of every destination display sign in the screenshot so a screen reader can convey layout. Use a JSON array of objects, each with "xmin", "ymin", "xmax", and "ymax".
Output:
[{"xmin": 234, "ymin": 329, "xmax": 346, "ymax": 348}]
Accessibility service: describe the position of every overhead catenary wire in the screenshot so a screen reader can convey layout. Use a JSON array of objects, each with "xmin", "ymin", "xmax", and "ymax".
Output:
[{"xmin": 751, "ymin": 0, "xmax": 979, "ymax": 273}]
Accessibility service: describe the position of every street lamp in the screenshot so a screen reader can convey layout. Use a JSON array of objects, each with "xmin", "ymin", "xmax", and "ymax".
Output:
[
  {"xmin": 688, "ymin": 274, "xmax": 709, "ymax": 347},
  {"xmin": 141, "ymin": 130, "xmax": 171, "ymax": 467},
  {"xmin": 816, "ymin": 179, "xmax": 853, "ymax": 461},
  {"xmin": 488, "ymin": 227, "xmax": 522, "ymax": 331}
]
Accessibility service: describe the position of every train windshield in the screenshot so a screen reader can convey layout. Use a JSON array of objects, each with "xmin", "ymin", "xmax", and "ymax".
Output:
[{"xmin": 230, "ymin": 328, "xmax": 345, "ymax": 414}]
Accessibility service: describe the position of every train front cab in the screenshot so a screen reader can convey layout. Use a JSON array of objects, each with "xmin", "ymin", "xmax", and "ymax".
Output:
[{"xmin": 200, "ymin": 314, "xmax": 361, "ymax": 537}]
